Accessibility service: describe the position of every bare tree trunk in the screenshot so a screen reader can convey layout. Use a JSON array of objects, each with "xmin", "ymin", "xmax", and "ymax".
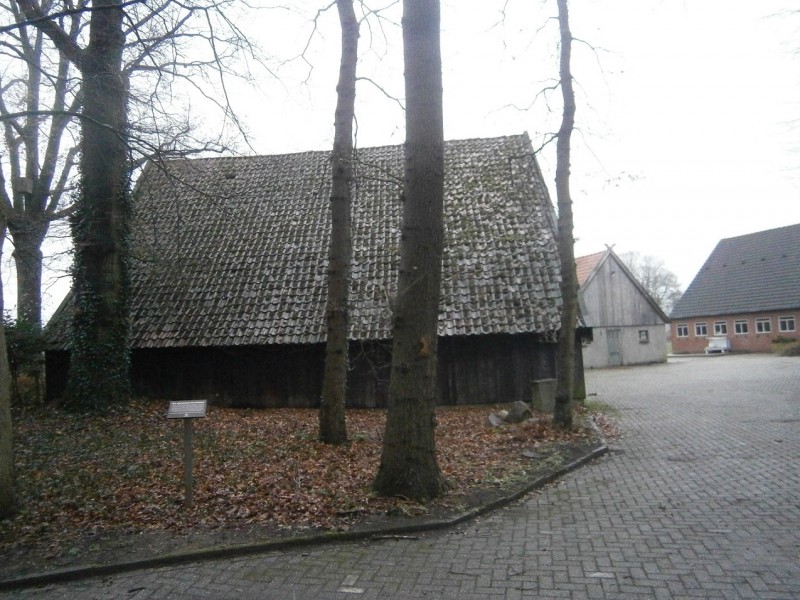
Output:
[
  {"xmin": 2, "ymin": 4, "xmax": 80, "ymax": 332},
  {"xmin": 319, "ymin": 0, "xmax": 359, "ymax": 445},
  {"xmin": 11, "ymin": 231, "xmax": 45, "ymax": 329},
  {"xmin": 65, "ymin": 0, "xmax": 131, "ymax": 409},
  {"xmin": 11, "ymin": 229, "xmax": 45, "ymax": 402},
  {"xmin": 0, "ymin": 221, "xmax": 14, "ymax": 518},
  {"xmin": 9, "ymin": 17, "xmax": 45, "ymax": 331},
  {"xmin": 553, "ymin": 0, "xmax": 578, "ymax": 429},
  {"xmin": 373, "ymin": 0, "xmax": 447, "ymax": 501}
]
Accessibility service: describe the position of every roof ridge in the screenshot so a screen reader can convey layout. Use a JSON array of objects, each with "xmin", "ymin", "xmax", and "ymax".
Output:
[
  {"xmin": 156, "ymin": 133, "xmax": 533, "ymax": 166},
  {"xmin": 719, "ymin": 222, "xmax": 800, "ymax": 243}
]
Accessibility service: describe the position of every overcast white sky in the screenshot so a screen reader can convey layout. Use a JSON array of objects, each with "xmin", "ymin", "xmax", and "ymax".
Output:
[
  {"xmin": 230, "ymin": 0, "xmax": 799, "ymax": 292},
  {"xmin": 13, "ymin": 0, "xmax": 800, "ymax": 321}
]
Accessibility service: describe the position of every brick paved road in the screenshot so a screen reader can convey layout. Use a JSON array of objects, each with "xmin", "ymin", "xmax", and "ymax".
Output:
[{"xmin": 4, "ymin": 354, "xmax": 799, "ymax": 599}]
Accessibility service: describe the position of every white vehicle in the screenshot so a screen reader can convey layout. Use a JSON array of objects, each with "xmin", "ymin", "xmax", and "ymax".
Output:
[{"xmin": 705, "ymin": 336, "xmax": 731, "ymax": 354}]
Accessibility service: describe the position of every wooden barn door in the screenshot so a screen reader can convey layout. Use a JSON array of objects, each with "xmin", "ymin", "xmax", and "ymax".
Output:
[{"xmin": 607, "ymin": 329, "xmax": 623, "ymax": 366}]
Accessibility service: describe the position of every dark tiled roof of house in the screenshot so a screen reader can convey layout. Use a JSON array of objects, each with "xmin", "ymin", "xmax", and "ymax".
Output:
[
  {"xmin": 46, "ymin": 134, "xmax": 563, "ymax": 349},
  {"xmin": 670, "ymin": 223, "xmax": 800, "ymax": 319}
]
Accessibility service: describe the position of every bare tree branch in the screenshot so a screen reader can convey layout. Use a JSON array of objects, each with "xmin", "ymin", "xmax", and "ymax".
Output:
[
  {"xmin": 12, "ymin": 0, "xmax": 90, "ymax": 68},
  {"xmin": 2, "ymin": 0, "xmax": 143, "ymax": 35},
  {"xmin": 356, "ymin": 76, "xmax": 404, "ymax": 110}
]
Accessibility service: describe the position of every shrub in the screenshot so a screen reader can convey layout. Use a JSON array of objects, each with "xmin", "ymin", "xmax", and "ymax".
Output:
[
  {"xmin": 778, "ymin": 342, "xmax": 800, "ymax": 357},
  {"xmin": 3, "ymin": 312, "xmax": 44, "ymax": 402}
]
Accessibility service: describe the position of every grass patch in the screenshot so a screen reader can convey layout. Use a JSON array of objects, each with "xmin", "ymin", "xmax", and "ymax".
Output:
[{"xmin": 582, "ymin": 397, "xmax": 621, "ymax": 416}]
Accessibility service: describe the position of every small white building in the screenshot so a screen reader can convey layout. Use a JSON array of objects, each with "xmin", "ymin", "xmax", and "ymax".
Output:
[{"xmin": 577, "ymin": 248, "xmax": 668, "ymax": 368}]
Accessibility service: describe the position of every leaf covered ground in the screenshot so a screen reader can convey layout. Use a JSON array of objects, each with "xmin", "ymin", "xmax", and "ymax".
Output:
[{"xmin": 1, "ymin": 400, "xmax": 617, "ymax": 580}]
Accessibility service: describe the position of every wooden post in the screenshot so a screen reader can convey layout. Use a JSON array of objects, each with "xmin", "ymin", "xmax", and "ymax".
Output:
[
  {"xmin": 183, "ymin": 418, "xmax": 194, "ymax": 508},
  {"xmin": 167, "ymin": 400, "xmax": 207, "ymax": 509}
]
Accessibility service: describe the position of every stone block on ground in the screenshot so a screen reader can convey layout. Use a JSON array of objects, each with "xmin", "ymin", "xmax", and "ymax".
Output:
[{"xmin": 531, "ymin": 378, "xmax": 557, "ymax": 413}]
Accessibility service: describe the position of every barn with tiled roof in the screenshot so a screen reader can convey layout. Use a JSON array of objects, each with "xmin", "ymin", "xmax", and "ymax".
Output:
[{"xmin": 46, "ymin": 134, "xmax": 569, "ymax": 407}]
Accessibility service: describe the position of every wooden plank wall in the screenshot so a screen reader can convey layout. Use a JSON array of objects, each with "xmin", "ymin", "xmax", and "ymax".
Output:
[{"xmin": 45, "ymin": 334, "xmax": 558, "ymax": 408}]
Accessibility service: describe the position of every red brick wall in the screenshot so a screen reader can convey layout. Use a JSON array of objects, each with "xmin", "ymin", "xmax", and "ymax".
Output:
[{"xmin": 671, "ymin": 310, "xmax": 799, "ymax": 354}]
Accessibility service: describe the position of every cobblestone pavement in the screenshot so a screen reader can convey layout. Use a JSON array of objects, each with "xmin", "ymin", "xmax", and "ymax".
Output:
[{"xmin": 4, "ymin": 354, "xmax": 799, "ymax": 599}]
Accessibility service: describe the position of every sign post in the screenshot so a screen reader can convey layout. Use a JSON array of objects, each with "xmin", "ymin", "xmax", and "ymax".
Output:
[{"xmin": 167, "ymin": 400, "xmax": 207, "ymax": 508}]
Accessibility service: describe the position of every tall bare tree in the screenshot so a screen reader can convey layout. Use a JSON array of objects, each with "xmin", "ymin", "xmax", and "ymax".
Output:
[
  {"xmin": 553, "ymin": 0, "xmax": 578, "ymax": 429},
  {"xmin": 373, "ymin": 0, "xmax": 446, "ymax": 501},
  {"xmin": 12, "ymin": 0, "xmax": 258, "ymax": 408},
  {"xmin": 0, "ymin": 1, "xmax": 81, "ymax": 331},
  {"xmin": 31, "ymin": 0, "xmax": 132, "ymax": 408},
  {"xmin": 319, "ymin": 0, "xmax": 359, "ymax": 444},
  {"xmin": 1, "ymin": 1, "xmax": 250, "ymax": 334},
  {"xmin": 0, "ymin": 220, "xmax": 14, "ymax": 518}
]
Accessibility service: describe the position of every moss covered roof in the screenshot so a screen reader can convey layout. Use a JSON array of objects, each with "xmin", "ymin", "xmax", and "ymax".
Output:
[{"xmin": 47, "ymin": 134, "xmax": 563, "ymax": 349}]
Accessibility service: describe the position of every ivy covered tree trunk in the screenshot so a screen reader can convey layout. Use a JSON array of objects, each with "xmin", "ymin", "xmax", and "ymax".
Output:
[
  {"xmin": 65, "ymin": 0, "xmax": 131, "ymax": 409},
  {"xmin": 0, "ymin": 221, "xmax": 14, "ymax": 518},
  {"xmin": 319, "ymin": 0, "xmax": 359, "ymax": 445},
  {"xmin": 553, "ymin": 0, "xmax": 578, "ymax": 429},
  {"xmin": 373, "ymin": 0, "xmax": 447, "ymax": 501}
]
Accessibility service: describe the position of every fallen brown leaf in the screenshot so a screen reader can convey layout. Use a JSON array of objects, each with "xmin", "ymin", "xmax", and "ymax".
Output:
[{"xmin": 1, "ymin": 400, "xmax": 616, "ymax": 571}]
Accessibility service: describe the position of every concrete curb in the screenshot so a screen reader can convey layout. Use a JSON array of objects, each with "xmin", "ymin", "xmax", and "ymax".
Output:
[{"xmin": 0, "ymin": 443, "xmax": 608, "ymax": 592}]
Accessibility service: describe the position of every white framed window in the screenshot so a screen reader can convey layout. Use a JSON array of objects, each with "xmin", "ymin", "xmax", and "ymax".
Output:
[
  {"xmin": 779, "ymin": 316, "xmax": 796, "ymax": 332},
  {"xmin": 695, "ymin": 322, "xmax": 708, "ymax": 337},
  {"xmin": 639, "ymin": 330, "xmax": 649, "ymax": 343},
  {"xmin": 755, "ymin": 318, "xmax": 771, "ymax": 333},
  {"xmin": 734, "ymin": 320, "xmax": 748, "ymax": 335},
  {"xmin": 676, "ymin": 324, "xmax": 689, "ymax": 338},
  {"xmin": 713, "ymin": 321, "xmax": 727, "ymax": 335}
]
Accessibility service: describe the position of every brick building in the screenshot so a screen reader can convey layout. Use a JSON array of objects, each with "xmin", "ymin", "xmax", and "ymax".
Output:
[{"xmin": 670, "ymin": 224, "xmax": 800, "ymax": 354}]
